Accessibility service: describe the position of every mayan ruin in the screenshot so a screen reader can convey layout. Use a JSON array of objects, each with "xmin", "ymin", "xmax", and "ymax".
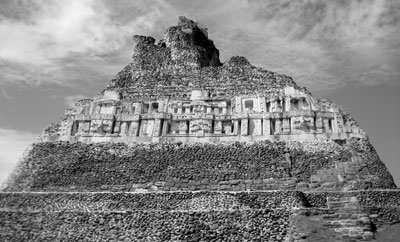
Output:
[{"xmin": 1, "ymin": 16, "xmax": 399, "ymax": 241}]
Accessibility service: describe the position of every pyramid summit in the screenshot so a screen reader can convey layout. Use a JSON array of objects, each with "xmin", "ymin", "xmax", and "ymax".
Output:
[{"xmin": 2, "ymin": 17, "xmax": 400, "ymax": 241}]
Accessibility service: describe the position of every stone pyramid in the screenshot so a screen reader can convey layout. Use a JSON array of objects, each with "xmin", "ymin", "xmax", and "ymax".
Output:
[{"xmin": 1, "ymin": 17, "xmax": 399, "ymax": 242}]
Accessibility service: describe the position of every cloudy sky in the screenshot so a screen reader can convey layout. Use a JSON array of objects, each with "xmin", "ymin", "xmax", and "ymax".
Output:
[{"xmin": 0, "ymin": 0, "xmax": 399, "ymax": 186}]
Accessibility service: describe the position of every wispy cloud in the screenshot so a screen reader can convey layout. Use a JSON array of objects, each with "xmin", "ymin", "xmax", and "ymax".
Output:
[
  {"xmin": 0, "ymin": 0, "xmax": 399, "ymax": 93},
  {"xmin": 0, "ymin": 127, "xmax": 37, "ymax": 187},
  {"xmin": 0, "ymin": 0, "xmax": 176, "ymax": 86},
  {"xmin": 196, "ymin": 0, "xmax": 400, "ymax": 92},
  {"xmin": 64, "ymin": 94, "xmax": 88, "ymax": 107}
]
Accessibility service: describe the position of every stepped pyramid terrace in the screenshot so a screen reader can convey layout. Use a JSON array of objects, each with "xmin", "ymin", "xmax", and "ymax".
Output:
[{"xmin": 1, "ymin": 17, "xmax": 399, "ymax": 242}]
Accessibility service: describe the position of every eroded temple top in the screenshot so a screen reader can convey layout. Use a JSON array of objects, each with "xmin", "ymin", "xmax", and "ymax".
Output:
[{"xmin": 40, "ymin": 17, "xmax": 365, "ymax": 144}]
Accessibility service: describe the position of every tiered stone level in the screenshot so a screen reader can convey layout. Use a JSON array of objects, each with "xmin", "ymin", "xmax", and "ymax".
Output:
[{"xmin": 2, "ymin": 17, "xmax": 399, "ymax": 241}]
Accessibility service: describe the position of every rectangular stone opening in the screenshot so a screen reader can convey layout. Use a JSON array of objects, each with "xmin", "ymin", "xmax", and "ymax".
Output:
[
  {"xmin": 115, "ymin": 107, "xmax": 122, "ymax": 115},
  {"xmin": 244, "ymin": 100, "xmax": 254, "ymax": 111},
  {"xmin": 142, "ymin": 103, "xmax": 149, "ymax": 114},
  {"xmin": 151, "ymin": 102, "xmax": 159, "ymax": 113},
  {"xmin": 291, "ymin": 99, "xmax": 299, "ymax": 110}
]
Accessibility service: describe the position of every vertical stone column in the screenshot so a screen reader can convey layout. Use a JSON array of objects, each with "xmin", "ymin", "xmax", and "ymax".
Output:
[
  {"xmin": 222, "ymin": 107, "xmax": 227, "ymax": 114},
  {"xmin": 153, "ymin": 119, "xmax": 162, "ymax": 136},
  {"xmin": 128, "ymin": 121, "xmax": 139, "ymax": 136},
  {"xmin": 285, "ymin": 97, "xmax": 291, "ymax": 112},
  {"xmin": 331, "ymin": 116, "xmax": 338, "ymax": 133},
  {"xmin": 110, "ymin": 105, "xmax": 117, "ymax": 115},
  {"xmin": 235, "ymin": 97, "xmax": 242, "ymax": 113},
  {"xmin": 263, "ymin": 118, "xmax": 270, "ymax": 135},
  {"xmin": 89, "ymin": 103, "xmax": 96, "ymax": 115},
  {"xmin": 315, "ymin": 116, "xmax": 323, "ymax": 133},
  {"xmin": 323, "ymin": 119, "xmax": 331, "ymax": 133},
  {"xmin": 252, "ymin": 119, "xmax": 262, "ymax": 135},
  {"xmin": 233, "ymin": 120, "xmax": 239, "ymax": 135},
  {"xmin": 241, "ymin": 118, "xmax": 248, "ymax": 136},
  {"xmin": 71, "ymin": 121, "xmax": 79, "ymax": 136},
  {"xmin": 113, "ymin": 121, "xmax": 121, "ymax": 134},
  {"xmin": 120, "ymin": 122, "xmax": 128, "ymax": 136},
  {"xmin": 283, "ymin": 118, "xmax": 291, "ymax": 134},
  {"xmin": 162, "ymin": 120, "xmax": 169, "ymax": 135},
  {"xmin": 214, "ymin": 120, "xmax": 222, "ymax": 134},
  {"xmin": 298, "ymin": 99, "xmax": 303, "ymax": 110},
  {"xmin": 335, "ymin": 115, "xmax": 344, "ymax": 133},
  {"xmin": 274, "ymin": 119, "xmax": 283, "ymax": 135}
]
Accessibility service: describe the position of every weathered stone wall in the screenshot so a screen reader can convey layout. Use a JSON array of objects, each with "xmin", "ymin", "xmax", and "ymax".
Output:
[
  {"xmin": 0, "ymin": 191, "xmax": 306, "ymax": 212},
  {"xmin": 305, "ymin": 190, "xmax": 400, "ymax": 208},
  {"xmin": 305, "ymin": 190, "xmax": 400, "ymax": 227},
  {"xmin": 0, "ymin": 209, "xmax": 292, "ymax": 242},
  {"xmin": 106, "ymin": 17, "xmax": 301, "ymax": 99},
  {"xmin": 0, "ymin": 191, "xmax": 298, "ymax": 242},
  {"xmin": 5, "ymin": 138, "xmax": 395, "ymax": 192},
  {"xmin": 1, "ymin": 190, "xmax": 400, "ymax": 241}
]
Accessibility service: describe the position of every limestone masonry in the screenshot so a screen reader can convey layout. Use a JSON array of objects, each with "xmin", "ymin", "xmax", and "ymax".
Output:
[{"xmin": 2, "ymin": 17, "xmax": 399, "ymax": 242}]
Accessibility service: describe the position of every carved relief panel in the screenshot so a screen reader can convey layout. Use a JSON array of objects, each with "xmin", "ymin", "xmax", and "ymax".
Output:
[
  {"xmin": 291, "ymin": 116, "xmax": 314, "ymax": 134},
  {"xmin": 120, "ymin": 122, "xmax": 129, "ymax": 136},
  {"xmin": 235, "ymin": 97, "xmax": 242, "ymax": 113},
  {"xmin": 214, "ymin": 120, "xmax": 222, "ymax": 134},
  {"xmin": 128, "ymin": 121, "xmax": 139, "ymax": 136},
  {"xmin": 222, "ymin": 121, "xmax": 233, "ymax": 134},
  {"xmin": 90, "ymin": 120, "xmax": 102, "ymax": 133},
  {"xmin": 190, "ymin": 119, "xmax": 212, "ymax": 135},
  {"xmin": 169, "ymin": 120, "xmax": 189, "ymax": 134},
  {"xmin": 102, "ymin": 120, "xmax": 114, "ymax": 133},
  {"xmin": 132, "ymin": 103, "xmax": 142, "ymax": 115},
  {"xmin": 270, "ymin": 99, "xmax": 283, "ymax": 112},
  {"xmin": 259, "ymin": 97, "xmax": 267, "ymax": 112},
  {"xmin": 77, "ymin": 121, "xmax": 90, "ymax": 135}
]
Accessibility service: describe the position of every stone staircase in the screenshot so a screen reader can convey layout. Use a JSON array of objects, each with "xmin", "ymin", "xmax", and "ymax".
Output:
[{"xmin": 323, "ymin": 196, "xmax": 374, "ymax": 241}]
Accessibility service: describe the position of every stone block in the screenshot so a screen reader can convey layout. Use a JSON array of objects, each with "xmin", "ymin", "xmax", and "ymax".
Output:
[{"xmin": 219, "ymin": 184, "xmax": 231, "ymax": 190}]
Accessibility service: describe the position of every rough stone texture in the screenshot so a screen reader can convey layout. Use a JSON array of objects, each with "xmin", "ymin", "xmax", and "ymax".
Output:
[
  {"xmin": 1, "ymin": 17, "xmax": 399, "ymax": 241},
  {"xmin": 0, "ymin": 209, "xmax": 292, "ymax": 242},
  {"xmin": 1, "ymin": 191, "xmax": 400, "ymax": 241},
  {"xmin": 4, "ymin": 139, "xmax": 395, "ymax": 192},
  {"xmin": 0, "ymin": 191, "xmax": 306, "ymax": 212}
]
